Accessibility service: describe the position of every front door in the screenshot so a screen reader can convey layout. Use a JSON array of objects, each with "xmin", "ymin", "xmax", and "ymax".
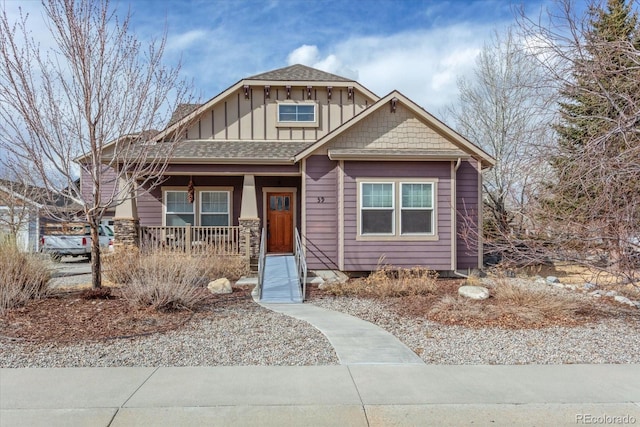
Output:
[{"xmin": 267, "ymin": 192, "xmax": 293, "ymax": 253}]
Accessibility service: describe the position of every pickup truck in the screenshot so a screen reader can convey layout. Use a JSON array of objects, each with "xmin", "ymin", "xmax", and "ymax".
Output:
[{"xmin": 40, "ymin": 224, "xmax": 114, "ymax": 262}]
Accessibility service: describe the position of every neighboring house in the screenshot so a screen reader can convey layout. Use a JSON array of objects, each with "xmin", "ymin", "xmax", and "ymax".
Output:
[
  {"xmin": 108, "ymin": 64, "xmax": 494, "ymax": 273},
  {"xmin": 0, "ymin": 179, "xmax": 46, "ymax": 252}
]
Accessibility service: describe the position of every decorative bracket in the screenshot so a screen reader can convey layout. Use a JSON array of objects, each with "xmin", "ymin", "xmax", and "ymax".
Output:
[
  {"xmin": 286, "ymin": 85, "xmax": 291, "ymax": 99},
  {"xmin": 347, "ymin": 86, "xmax": 354, "ymax": 100},
  {"xmin": 307, "ymin": 85, "xmax": 313, "ymax": 99},
  {"xmin": 391, "ymin": 97, "xmax": 398, "ymax": 113},
  {"xmin": 327, "ymin": 86, "xmax": 333, "ymax": 100},
  {"xmin": 243, "ymin": 85, "xmax": 250, "ymax": 99},
  {"xmin": 264, "ymin": 85, "xmax": 270, "ymax": 99}
]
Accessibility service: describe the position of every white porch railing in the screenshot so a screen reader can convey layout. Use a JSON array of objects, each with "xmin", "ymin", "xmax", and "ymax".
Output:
[{"xmin": 140, "ymin": 225, "xmax": 247, "ymax": 257}]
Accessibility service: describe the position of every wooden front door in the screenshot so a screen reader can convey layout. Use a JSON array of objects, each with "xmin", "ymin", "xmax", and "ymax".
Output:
[{"xmin": 267, "ymin": 192, "xmax": 293, "ymax": 253}]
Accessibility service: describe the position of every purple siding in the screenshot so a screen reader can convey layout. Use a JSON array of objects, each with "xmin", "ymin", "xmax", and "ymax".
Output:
[
  {"xmin": 80, "ymin": 165, "xmax": 118, "ymax": 205},
  {"xmin": 342, "ymin": 161, "xmax": 453, "ymax": 271},
  {"xmin": 137, "ymin": 176, "xmax": 244, "ymax": 226},
  {"xmin": 456, "ymin": 160, "xmax": 481, "ymax": 269},
  {"xmin": 304, "ymin": 155, "xmax": 339, "ymax": 269}
]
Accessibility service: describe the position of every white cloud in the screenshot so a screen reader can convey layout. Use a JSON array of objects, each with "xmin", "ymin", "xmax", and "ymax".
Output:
[
  {"xmin": 286, "ymin": 23, "xmax": 500, "ymax": 116},
  {"xmin": 287, "ymin": 45, "xmax": 320, "ymax": 65},
  {"xmin": 167, "ymin": 29, "xmax": 209, "ymax": 52}
]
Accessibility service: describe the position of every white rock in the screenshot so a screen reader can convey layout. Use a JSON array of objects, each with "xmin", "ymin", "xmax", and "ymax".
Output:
[
  {"xmin": 458, "ymin": 285, "xmax": 490, "ymax": 300},
  {"xmin": 208, "ymin": 278, "xmax": 232, "ymax": 294},
  {"xmin": 614, "ymin": 295, "xmax": 634, "ymax": 306},
  {"xmin": 605, "ymin": 290, "xmax": 617, "ymax": 297},
  {"xmin": 583, "ymin": 283, "xmax": 597, "ymax": 291},
  {"xmin": 546, "ymin": 276, "xmax": 560, "ymax": 284}
]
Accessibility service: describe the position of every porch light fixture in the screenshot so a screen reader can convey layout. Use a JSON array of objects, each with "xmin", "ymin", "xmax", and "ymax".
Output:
[
  {"xmin": 391, "ymin": 97, "xmax": 398, "ymax": 113},
  {"xmin": 307, "ymin": 85, "xmax": 313, "ymax": 99},
  {"xmin": 327, "ymin": 86, "xmax": 332, "ymax": 100},
  {"xmin": 348, "ymin": 86, "xmax": 354, "ymax": 99},
  {"xmin": 243, "ymin": 85, "xmax": 250, "ymax": 99},
  {"xmin": 286, "ymin": 85, "xmax": 291, "ymax": 99},
  {"xmin": 264, "ymin": 85, "xmax": 270, "ymax": 99}
]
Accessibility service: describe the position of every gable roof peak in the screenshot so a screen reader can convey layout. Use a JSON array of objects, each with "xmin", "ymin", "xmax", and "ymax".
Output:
[{"xmin": 246, "ymin": 64, "xmax": 354, "ymax": 82}]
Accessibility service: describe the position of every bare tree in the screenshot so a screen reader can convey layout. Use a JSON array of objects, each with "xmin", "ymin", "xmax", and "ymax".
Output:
[
  {"xmin": 444, "ymin": 26, "xmax": 556, "ymax": 263},
  {"xmin": 0, "ymin": 0, "xmax": 194, "ymax": 288},
  {"xmin": 516, "ymin": 0, "xmax": 640, "ymax": 282}
]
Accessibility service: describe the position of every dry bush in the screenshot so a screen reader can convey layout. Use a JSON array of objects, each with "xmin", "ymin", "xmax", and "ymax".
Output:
[
  {"xmin": 102, "ymin": 248, "xmax": 141, "ymax": 285},
  {"xmin": 202, "ymin": 253, "xmax": 249, "ymax": 281},
  {"xmin": 120, "ymin": 251, "xmax": 207, "ymax": 311},
  {"xmin": 429, "ymin": 277, "xmax": 589, "ymax": 328},
  {"xmin": 325, "ymin": 266, "xmax": 438, "ymax": 298},
  {"xmin": 0, "ymin": 239, "xmax": 50, "ymax": 314}
]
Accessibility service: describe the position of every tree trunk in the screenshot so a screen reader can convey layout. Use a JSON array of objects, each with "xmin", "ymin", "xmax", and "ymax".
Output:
[{"xmin": 89, "ymin": 220, "xmax": 102, "ymax": 289}]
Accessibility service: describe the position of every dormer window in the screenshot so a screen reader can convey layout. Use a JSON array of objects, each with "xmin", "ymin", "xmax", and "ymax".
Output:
[{"xmin": 278, "ymin": 102, "xmax": 318, "ymax": 127}]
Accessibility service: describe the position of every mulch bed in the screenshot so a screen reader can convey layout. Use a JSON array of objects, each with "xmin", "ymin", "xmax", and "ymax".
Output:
[{"xmin": 0, "ymin": 286, "xmax": 253, "ymax": 344}]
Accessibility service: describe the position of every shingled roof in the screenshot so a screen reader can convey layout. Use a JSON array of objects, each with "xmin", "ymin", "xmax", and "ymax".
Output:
[{"xmin": 246, "ymin": 64, "xmax": 354, "ymax": 82}]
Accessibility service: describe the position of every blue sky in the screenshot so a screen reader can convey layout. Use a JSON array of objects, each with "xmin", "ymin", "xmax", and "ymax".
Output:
[{"xmin": 8, "ymin": 0, "xmax": 565, "ymax": 115}]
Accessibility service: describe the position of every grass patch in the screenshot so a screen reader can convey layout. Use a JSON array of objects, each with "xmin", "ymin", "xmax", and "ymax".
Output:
[
  {"xmin": 0, "ymin": 238, "xmax": 50, "ymax": 315},
  {"xmin": 324, "ymin": 266, "xmax": 438, "ymax": 298}
]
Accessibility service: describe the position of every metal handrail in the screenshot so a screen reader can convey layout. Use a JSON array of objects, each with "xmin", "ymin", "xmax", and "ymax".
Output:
[
  {"xmin": 294, "ymin": 228, "xmax": 307, "ymax": 301},
  {"xmin": 257, "ymin": 227, "xmax": 266, "ymax": 300}
]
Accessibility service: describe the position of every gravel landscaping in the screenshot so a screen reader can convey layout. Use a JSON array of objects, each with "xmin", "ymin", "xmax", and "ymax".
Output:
[{"xmin": 1, "ymin": 275, "xmax": 639, "ymax": 368}]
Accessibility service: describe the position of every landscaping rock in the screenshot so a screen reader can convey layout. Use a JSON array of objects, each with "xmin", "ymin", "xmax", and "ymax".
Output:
[
  {"xmin": 614, "ymin": 295, "xmax": 635, "ymax": 307},
  {"xmin": 605, "ymin": 290, "xmax": 617, "ymax": 297},
  {"xmin": 208, "ymin": 278, "xmax": 232, "ymax": 294},
  {"xmin": 458, "ymin": 285, "xmax": 490, "ymax": 300},
  {"xmin": 583, "ymin": 283, "xmax": 597, "ymax": 291},
  {"xmin": 546, "ymin": 276, "xmax": 560, "ymax": 284}
]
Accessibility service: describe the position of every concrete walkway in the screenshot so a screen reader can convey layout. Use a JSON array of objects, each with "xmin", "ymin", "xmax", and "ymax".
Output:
[
  {"xmin": 1, "ymin": 364, "xmax": 639, "ymax": 426},
  {"xmin": 261, "ymin": 303, "xmax": 423, "ymax": 365}
]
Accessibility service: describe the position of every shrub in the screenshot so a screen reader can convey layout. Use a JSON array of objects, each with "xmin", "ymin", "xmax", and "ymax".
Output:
[
  {"xmin": 0, "ymin": 239, "xmax": 50, "ymax": 315},
  {"xmin": 120, "ymin": 251, "xmax": 206, "ymax": 311},
  {"xmin": 324, "ymin": 266, "xmax": 438, "ymax": 298}
]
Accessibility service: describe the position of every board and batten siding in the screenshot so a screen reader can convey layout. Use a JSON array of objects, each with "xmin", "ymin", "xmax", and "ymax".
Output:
[
  {"xmin": 186, "ymin": 85, "xmax": 372, "ymax": 142},
  {"xmin": 342, "ymin": 161, "xmax": 453, "ymax": 271},
  {"xmin": 456, "ymin": 160, "xmax": 481, "ymax": 269},
  {"xmin": 304, "ymin": 155, "xmax": 339, "ymax": 269}
]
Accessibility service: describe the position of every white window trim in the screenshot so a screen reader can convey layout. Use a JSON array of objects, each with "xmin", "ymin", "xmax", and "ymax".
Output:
[
  {"xmin": 162, "ymin": 186, "xmax": 233, "ymax": 226},
  {"xmin": 399, "ymin": 182, "xmax": 435, "ymax": 236},
  {"xmin": 276, "ymin": 101, "xmax": 319, "ymax": 128},
  {"xmin": 199, "ymin": 190, "xmax": 231, "ymax": 226},
  {"xmin": 359, "ymin": 182, "xmax": 395, "ymax": 236},
  {"xmin": 164, "ymin": 189, "xmax": 195, "ymax": 226},
  {"xmin": 356, "ymin": 178, "xmax": 439, "ymax": 241}
]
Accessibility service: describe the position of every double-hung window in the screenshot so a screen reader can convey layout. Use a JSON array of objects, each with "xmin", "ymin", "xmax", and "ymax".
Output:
[
  {"xmin": 360, "ymin": 183, "xmax": 394, "ymax": 235},
  {"xmin": 359, "ymin": 180, "xmax": 436, "ymax": 238},
  {"xmin": 401, "ymin": 183, "xmax": 433, "ymax": 234},
  {"xmin": 164, "ymin": 188, "xmax": 232, "ymax": 226},
  {"xmin": 165, "ymin": 191, "xmax": 194, "ymax": 226},
  {"xmin": 200, "ymin": 191, "xmax": 229, "ymax": 226}
]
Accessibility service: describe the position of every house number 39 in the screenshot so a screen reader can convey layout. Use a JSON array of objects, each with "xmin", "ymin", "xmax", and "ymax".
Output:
[{"xmin": 317, "ymin": 197, "xmax": 325, "ymax": 203}]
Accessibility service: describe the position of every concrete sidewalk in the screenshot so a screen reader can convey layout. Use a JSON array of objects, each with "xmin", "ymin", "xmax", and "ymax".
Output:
[
  {"xmin": 262, "ymin": 303, "xmax": 424, "ymax": 365},
  {"xmin": 1, "ymin": 364, "xmax": 639, "ymax": 426}
]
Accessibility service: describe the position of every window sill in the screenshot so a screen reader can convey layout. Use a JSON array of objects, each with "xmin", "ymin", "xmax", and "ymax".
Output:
[
  {"xmin": 276, "ymin": 121, "xmax": 319, "ymax": 129},
  {"xmin": 356, "ymin": 234, "xmax": 439, "ymax": 242}
]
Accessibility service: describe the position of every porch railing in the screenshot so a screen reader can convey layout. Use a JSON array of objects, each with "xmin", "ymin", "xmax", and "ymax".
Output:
[
  {"xmin": 294, "ymin": 228, "xmax": 307, "ymax": 301},
  {"xmin": 140, "ymin": 225, "xmax": 245, "ymax": 256},
  {"xmin": 257, "ymin": 227, "xmax": 266, "ymax": 300}
]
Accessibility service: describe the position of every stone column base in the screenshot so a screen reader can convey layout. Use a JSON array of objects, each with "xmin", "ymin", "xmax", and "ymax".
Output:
[
  {"xmin": 113, "ymin": 217, "xmax": 140, "ymax": 250},
  {"xmin": 239, "ymin": 217, "xmax": 261, "ymax": 270}
]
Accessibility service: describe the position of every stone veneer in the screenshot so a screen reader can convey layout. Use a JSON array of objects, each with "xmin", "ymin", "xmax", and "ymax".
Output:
[
  {"xmin": 239, "ymin": 218, "xmax": 261, "ymax": 269},
  {"xmin": 113, "ymin": 217, "xmax": 140, "ymax": 249}
]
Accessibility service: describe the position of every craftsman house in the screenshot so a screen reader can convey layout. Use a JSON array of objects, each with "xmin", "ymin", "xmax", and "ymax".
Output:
[{"xmin": 107, "ymin": 64, "xmax": 494, "ymax": 276}]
